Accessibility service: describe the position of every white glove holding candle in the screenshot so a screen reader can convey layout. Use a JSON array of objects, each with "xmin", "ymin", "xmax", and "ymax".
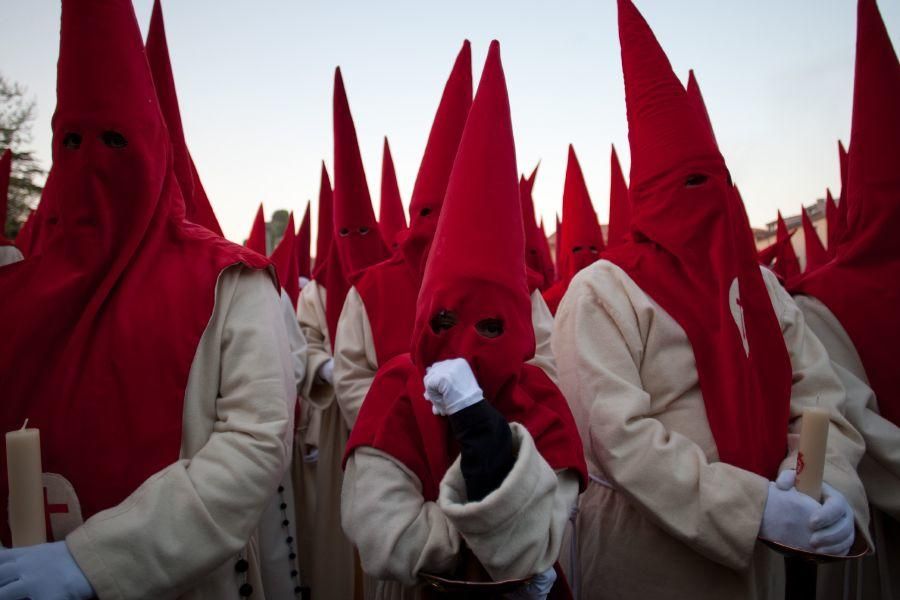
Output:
[
  {"xmin": 760, "ymin": 470, "xmax": 855, "ymax": 555},
  {"xmin": 423, "ymin": 358, "xmax": 483, "ymax": 416},
  {"xmin": 0, "ymin": 542, "xmax": 94, "ymax": 600},
  {"xmin": 317, "ymin": 358, "xmax": 334, "ymax": 385},
  {"xmin": 507, "ymin": 566, "xmax": 558, "ymax": 600}
]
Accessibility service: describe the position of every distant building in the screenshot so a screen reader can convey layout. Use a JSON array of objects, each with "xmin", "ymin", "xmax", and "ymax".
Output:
[{"xmin": 754, "ymin": 197, "xmax": 828, "ymax": 271}]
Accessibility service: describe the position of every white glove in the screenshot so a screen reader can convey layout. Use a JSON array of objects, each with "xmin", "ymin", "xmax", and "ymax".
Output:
[
  {"xmin": 0, "ymin": 541, "xmax": 94, "ymax": 600},
  {"xmin": 298, "ymin": 276, "xmax": 310, "ymax": 290},
  {"xmin": 759, "ymin": 470, "xmax": 821, "ymax": 551},
  {"xmin": 809, "ymin": 482, "xmax": 855, "ymax": 555},
  {"xmin": 506, "ymin": 566, "xmax": 557, "ymax": 600},
  {"xmin": 317, "ymin": 358, "xmax": 334, "ymax": 386},
  {"xmin": 423, "ymin": 358, "xmax": 483, "ymax": 416}
]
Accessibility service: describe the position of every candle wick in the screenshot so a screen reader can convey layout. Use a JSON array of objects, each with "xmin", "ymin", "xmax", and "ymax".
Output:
[{"xmin": 20, "ymin": 419, "xmax": 28, "ymax": 430}]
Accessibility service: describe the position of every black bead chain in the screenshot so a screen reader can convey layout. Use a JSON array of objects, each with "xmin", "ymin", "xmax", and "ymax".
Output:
[
  {"xmin": 235, "ymin": 551, "xmax": 252, "ymax": 598},
  {"xmin": 277, "ymin": 484, "xmax": 307, "ymax": 598}
]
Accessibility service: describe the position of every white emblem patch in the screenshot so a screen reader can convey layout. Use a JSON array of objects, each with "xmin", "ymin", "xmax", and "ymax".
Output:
[{"xmin": 729, "ymin": 277, "xmax": 750, "ymax": 357}]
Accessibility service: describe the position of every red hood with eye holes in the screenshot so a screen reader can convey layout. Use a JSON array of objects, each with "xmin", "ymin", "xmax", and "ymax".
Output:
[
  {"xmin": 0, "ymin": 0, "xmax": 274, "ymax": 546},
  {"xmin": 599, "ymin": 0, "xmax": 792, "ymax": 479}
]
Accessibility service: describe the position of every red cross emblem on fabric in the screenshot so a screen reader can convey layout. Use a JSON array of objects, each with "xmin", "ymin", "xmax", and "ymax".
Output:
[{"xmin": 43, "ymin": 487, "xmax": 69, "ymax": 542}]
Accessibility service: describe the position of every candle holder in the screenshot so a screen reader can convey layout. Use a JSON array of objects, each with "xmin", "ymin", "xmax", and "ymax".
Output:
[{"xmin": 758, "ymin": 533, "xmax": 870, "ymax": 600}]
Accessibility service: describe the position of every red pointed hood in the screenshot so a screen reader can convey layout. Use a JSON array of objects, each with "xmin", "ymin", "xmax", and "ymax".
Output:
[
  {"xmin": 603, "ymin": 0, "xmax": 792, "ymax": 478},
  {"xmin": 800, "ymin": 206, "xmax": 828, "ymax": 272},
  {"xmin": 0, "ymin": 149, "xmax": 11, "ymax": 245},
  {"xmin": 412, "ymin": 40, "xmax": 533, "ymax": 400},
  {"xmin": 145, "ymin": 0, "xmax": 222, "ymax": 236},
  {"xmin": 558, "ymin": 145, "xmax": 603, "ymax": 279},
  {"xmin": 246, "ymin": 203, "xmax": 267, "ymax": 255},
  {"xmin": 296, "ymin": 201, "xmax": 311, "ymax": 278},
  {"xmin": 0, "ymin": 0, "xmax": 270, "ymax": 545},
  {"xmin": 379, "ymin": 137, "xmax": 407, "ymax": 249},
  {"xmin": 402, "ymin": 41, "xmax": 473, "ymax": 275},
  {"xmin": 772, "ymin": 211, "xmax": 801, "ymax": 281},
  {"xmin": 332, "ymin": 67, "xmax": 389, "ymax": 276},
  {"xmin": 825, "ymin": 188, "xmax": 844, "ymax": 255},
  {"xmin": 606, "ymin": 144, "xmax": 631, "ymax": 247},
  {"xmin": 520, "ymin": 165, "xmax": 551, "ymax": 288},
  {"xmin": 271, "ymin": 212, "xmax": 300, "ymax": 308},
  {"xmin": 313, "ymin": 163, "xmax": 333, "ymax": 280},
  {"xmin": 686, "ymin": 69, "xmax": 719, "ymax": 148},
  {"xmin": 792, "ymin": 0, "xmax": 900, "ymax": 425},
  {"xmin": 554, "ymin": 214, "xmax": 562, "ymax": 277}
]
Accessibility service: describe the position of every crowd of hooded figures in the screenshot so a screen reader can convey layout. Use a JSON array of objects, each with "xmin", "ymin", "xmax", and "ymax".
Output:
[{"xmin": 0, "ymin": 0, "xmax": 898, "ymax": 599}]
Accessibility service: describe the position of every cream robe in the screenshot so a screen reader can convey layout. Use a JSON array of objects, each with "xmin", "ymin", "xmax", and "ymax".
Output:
[
  {"xmin": 294, "ymin": 280, "xmax": 357, "ymax": 600},
  {"xmin": 552, "ymin": 260, "xmax": 870, "ymax": 600},
  {"xmin": 795, "ymin": 295, "xmax": 900, "ymax": 600},
  {"xmin": 342, "ymin": 423, "xmax": 580, "ymax": 600},
  {"xmin": 0, "ymin": 245, "xmax": 23, "ymax": 267},
  {"xmin": 333, "ymin": 286, "xmax": 559, "ymax": 429},
  {"xmin": 65, "ymin": 265, "xmax": 293, "ymax": 600}
]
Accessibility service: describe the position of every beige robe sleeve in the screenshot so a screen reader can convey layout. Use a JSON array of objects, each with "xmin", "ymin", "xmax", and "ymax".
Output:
[
  {"xmin": 763, "ymin": 273, "xmax": 871, "ymax": 545},
  {"xmin": 333, "ymin": 286, "xmax": 378, "ymax": 429},
  {"xmin": 66, "ymin": 267, "xmax": 292, "ymax": 600},
  {"xmin": 297, "ymin": 281, "xmax": 333, "ymax": 409},
  {"xmin": 342, "ymin": 424, "xmax": 576, "ymax": 586},
  {"xmin": 437, "ymin": 423, "xmax": 579, "ymax": 582},
  {"xmin": 795, "ymin": 294, "xmax": 900, "ymax": 520},
  {"xmin": 527, "ymin": 290, "xmax": 558, "ymax": 384},
  {"xmin": 280, "ymin": 289, "xmax": 308, "ymax": 397},
  {"xmin": 0, "ymin": 245, "xmax": 23, "ymax": 267}
]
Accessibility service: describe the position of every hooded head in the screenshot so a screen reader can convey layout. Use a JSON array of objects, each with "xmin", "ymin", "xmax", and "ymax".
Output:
[
  {"xmin": 379, "ymin": 137, "xmax": 407, "ymax": 249},
  {"xmin": 411, "ymin": 41, "xmax": 532, "ymax": 401},
  {"xmin": 332, "ymin": 68, "xmax": 389, "ymax": 275},
  {"xmin": 296, "ymin": 201, "xmax": 312, "ymax": 278},
  {"xmin": 520, "ymin": 165, "xmax": 548, "ymax": 284},
  {"xmin": 245, "ymin": 203, "xmax": 267, "ymax": 255},
  {"xmin": 606, "ymin": 144, "xmax": 630, "ymax": 247},
  {"xmin": 271, "ymin": 212, "xmax": 299, "ymax": 308},
  {"xmin": 313, "ymin": 162, "xmax": 333, "ymax": 279},
  {"xmin": 402, "ymin": 42, "xmax": 473, "ymax": 275},
  {"xmin": 558, "ymin": 145, "xmax": 603, "ymax": 279}
]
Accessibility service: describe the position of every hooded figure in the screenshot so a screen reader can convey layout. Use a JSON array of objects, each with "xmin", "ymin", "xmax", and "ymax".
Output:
[
  {"xmin": 0, "ymin": 149, "xmax": 24, "ymax": 266},
  {"xmin": 342, "ymin": 42, "xmax": 586, "ymax": 600},
  {"xmin": 800, "ymin": 205, "xmax": 828, "ymax": 272},
  {"xmin": 791, "ymin": 1, "xmax": 900, "ymax": 595},
  {"xmin": 552, "ymin": 2, "xmax": 869, "ymax": 598},
  {"xmin": 145, "ymin": 0, "xmax": 223, "ymax": 236},
  {"xmin": 246, "ymin": 202, "xmax": 268, "ymax": 255},
  {"xmin": 296, "ymin": 201, "xmax": 312, "ymax": 281},
  {"xmin": 542, "ymin": 145, "xmax": 604, "ymax": 314},
  {"xmin": 825, "ymin": 188, "xmax": 842, "ymax": 257},
  {"xmin": 521, "ymin": 165, "xmax": 555, "ymax": 291},
  {"xmin": 772, "ymin": 211, "xmax": 802, "ymax": 282},
  {"xmin": 605, "ymin": 144, "xmax": 631, "ymax": 248},
  {"xmin": 379, "ymin": 137, "xmax": 407, "ymax": 249},
  {"xmin": 0, "ymin": 1, "xmax": 295, "ymax": 598},
  {"xmin": 334, "ymin": 42, "xmax": 556, "ymax": 435}
]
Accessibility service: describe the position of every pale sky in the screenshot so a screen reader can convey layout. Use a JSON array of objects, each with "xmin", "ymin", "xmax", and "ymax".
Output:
[{"xmin": 2, "ymin": 1, "xmax": 899, "ymax": 245}]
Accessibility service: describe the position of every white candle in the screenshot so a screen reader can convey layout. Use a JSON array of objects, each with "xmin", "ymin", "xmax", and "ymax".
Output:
[
  {"xmin": 795, "ymin": 407, "xmax": 830, "ymax": 501},
  {"xmin": 6, "ymin": 423, "xmax": 46, "ymax": 547}
]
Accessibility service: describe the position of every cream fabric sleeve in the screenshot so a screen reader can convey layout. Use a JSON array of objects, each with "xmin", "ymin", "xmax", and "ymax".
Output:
[
  {"xmin": 280, "ymin": 289, "xmax": 308, "ymax": 397},
  {"xmin": 795, "ymin": 294, "xmax": 900, "ymax": 520},
  {"xmin": 66, "ymin": 267, "xmax": 292, "ymax": 600},
  {"xmin": 297, "ymin": 281, "xmax": 333, "ymax": 408},
  {"xmin": 437, "ymin": 423, "xmax": 579, "ymax": 582},
  {"xmin": 333, "ymin": 286, "xmax": 378, "ymax": 429},
  {"xmin": 0, "ymin": 245, "xmax": 23, "ymax": 267},
  {"xmin": 527, "ymin": 290, "xmax": 558, "ymax": 384},
  {"xmin": 763, "ymin": 272, "xmax": 871, "ymax": 545},
  {"xmin": 341, "ymin": 448, "xmax": 461, "ymax": 586},
  {"xmin": 552, "ymin": 264, "xmax": 769, "ymax": 572}
]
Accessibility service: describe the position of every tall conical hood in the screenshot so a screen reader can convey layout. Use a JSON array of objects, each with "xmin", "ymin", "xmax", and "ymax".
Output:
[
  {"xmin": 296, "ymin": 201, "xmax": 311, "ymax": 278},
  {"xmin": 332, "ymin": 67, "xmax": 388, "ymax": 275},
  {"xmin": 606, "ymin": 144, "xmax": 631, "ymax": 247},
  {"xmin": 520, "ymin": 166, "xmax": 550, "ymax": 287},
  {"xmin": 271, "ymin": 212, "xmax": 300, "ymax": 308},
  {"xmin": 145, "ymin": 0, "xmax": 222, "ymax": 236},
  {"xmin": 379, "ymin": 137, "xmax": 407, "ymax": 249},
  {"xmin": 0, "ymin": 149, "xmax": 11, "ymax": 245},
  {"xmin": 313, "ymin": 163, "xmax": 333, "ymax": 279},
  {"xmin": 413, "ymin": 41, "xmax": 533, "ymax": 399},
  {"xmin": 800, "ymin": 205, "xmax": 828, "ymax": 272},
  {"xmin": 403, "ymin": 41, "xmax": 473, "ymax": 273},
  {"xmin": 618, "ymin": 0, "xmax": 720, "ymax": 186},
  {"xmin": 558, "ymin": 145, "xmax": 603, "ymax": 279},
  {"xmin": 554, "ymin": 214, "xmax": 562, "ymax": 277},
  {"xmin": 844, "ymin": 0, "xmax": 900, "ymax": 245},
  {"xmin": 686, "ymin": 70, "xmax": 719, "ymax": 148},
  {"xmin": 772, "ymin": 211, "xmax": 801, "ymax": 281},
  {"xmin": 825, "ymin": 188, "xmax": 844, "ymax": 255},
  {"xmin": 246, "ymin": 203, "xmax": 267, "ymax": 255}
]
